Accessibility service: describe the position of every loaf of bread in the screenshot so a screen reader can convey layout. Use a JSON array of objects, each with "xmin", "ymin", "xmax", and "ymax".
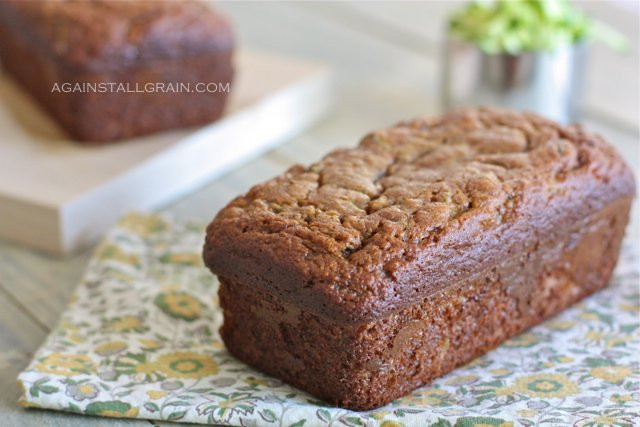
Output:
[
  {"xmin": 203, "ymin": 108, "xmax": 635, "ymax": 410},
  {"xmin": 0, "ymin": 0, "xmax": 233, "ymax": 142}
]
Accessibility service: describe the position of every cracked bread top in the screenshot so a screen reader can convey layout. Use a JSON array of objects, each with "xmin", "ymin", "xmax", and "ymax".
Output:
[
  {"xmin": 0, "ymin": 0, "xmax": 233, "ymax": 71},
  {"xmin": 204, "ymin": 108, "xmax": 635, "ymax": 323}
]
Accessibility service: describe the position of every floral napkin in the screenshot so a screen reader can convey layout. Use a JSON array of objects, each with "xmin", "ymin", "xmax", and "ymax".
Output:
[{"xmin": 18, "ymin": 213, "xmax": 639, "ymax": 426}]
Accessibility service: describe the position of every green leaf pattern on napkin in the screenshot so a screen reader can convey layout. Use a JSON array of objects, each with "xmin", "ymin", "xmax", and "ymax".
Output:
[{"xmin": 17, "ymin": 213, "xmax": 640, "ymax": 425}]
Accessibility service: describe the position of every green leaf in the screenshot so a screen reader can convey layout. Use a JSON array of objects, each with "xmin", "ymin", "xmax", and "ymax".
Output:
[
  {"xmin": 208, "ymin": 392, "xmax": 228, "ymax": 399},
  {"xmin": 402, "ymin": 409, "xmax": 425, "ymax": 414},
  {"xmin": 316, "ymin": 408, "xmax": 331, "ymax": 422},
  {"xmin": 620, "ymin": 323, "xmax": 639, "ymax": 333},
  {"xmin": 65, "ymin": 402, "xmax": 82, "ymax": 414},
  {"xmin": 175, "ymin": 394, "xmax": 194, "ymax": 400},
  {"xmin": 584, "ymin": 357, "xmax": 613, "ymax": 367},
  {"xmin": 144, "ymin": 402, "xmax": 160, "ymax": 412},
  {"xmin": 123, "ymin": 352, "xmax": 146, "ymax": 362},
  {"xmin": 38, "ymin": 385, "xmax": 59, "ymax": 394},
  {"xmin": 167, "ymin": 410, "xmax": 187, "ymax": 421},
  {"xmin": 85, "ymin": 401, "xmax": 132, "ymax": 416},
  {"xmin": 597, "ymin": 313, "xmax": 614, "ymax": 325},
  {"xmin": 477, "ymin": 380, "xmax": 504, "ymax": 387},
  {"xmin": 288, "ymin": 420, "xmax": 306, "ymax": 427},
  {"xmin": 164, "ymin": 400, "xmax": 190, "ymax": 407},
  {"xmin": 306, "ymin": 398, "xmax": 329, "ymax": 406},
  {"xmin": 539, "ymin": 418, "xmax": 566, "ymax": 424},
  {"xmin": 454, "ymin": 417, "xmax": 509, "ymax": 427},
  {"xmin": 431, "ymin": 418, "xmax": 453, "ymax": 427},
  {"xmin": 260, "ymin": 408, "xmax": 278, "ymax": 423},
  {"xmin": 343, "ymin": 416, "xmax": 364, "ymax": 426}
]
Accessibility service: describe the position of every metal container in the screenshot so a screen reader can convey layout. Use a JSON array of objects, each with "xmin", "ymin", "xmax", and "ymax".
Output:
[{"xmin": 442, "ymin": 38, "xmax": 588, "ymax": 123}]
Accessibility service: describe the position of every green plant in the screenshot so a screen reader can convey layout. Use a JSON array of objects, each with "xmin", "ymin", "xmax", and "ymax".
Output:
[{"xmin": 449, "ymin": 0, "xmax": 627, "ymax": 54}]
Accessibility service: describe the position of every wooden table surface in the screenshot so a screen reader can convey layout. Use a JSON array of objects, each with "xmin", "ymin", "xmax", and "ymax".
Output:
[{"xmin": 0, "ymin": 2, "xmax": 638, "ymax": 426}]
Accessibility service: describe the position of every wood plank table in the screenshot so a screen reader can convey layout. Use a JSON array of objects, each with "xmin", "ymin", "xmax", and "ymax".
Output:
[{"xmin": 0, "ymin": 2, "xmax": 637, "ymax": 426}]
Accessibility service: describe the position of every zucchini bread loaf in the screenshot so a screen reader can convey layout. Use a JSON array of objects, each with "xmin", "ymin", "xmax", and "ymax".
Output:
[
  {"xmin": 0, "ymin": 0, "xmax": 233, "ymax": 142},
  {"xmin": 203, "ymin": 108, "xmax": 635, "ymax": 410}
]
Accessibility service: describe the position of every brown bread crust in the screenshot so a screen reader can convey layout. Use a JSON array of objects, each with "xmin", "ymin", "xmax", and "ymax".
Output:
[
  {"xmin": 203, "ymin": 108, "xmax": 635, "ymax": 409},
  {"xmin": 0, "ymin": 0, "xmax": 233, "ymax": 142},
  {"xmin": 204, "ymin": 108, "xmax": 635, "ymax": 323},
  {"xmin": 218, "ymin": 196, "xmax": 631, "ymax": 409}
]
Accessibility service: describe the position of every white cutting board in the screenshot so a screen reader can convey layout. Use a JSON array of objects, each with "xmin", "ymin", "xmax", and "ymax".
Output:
[{"xmin": 0, "ymin": 51, "xmax": 333, "ymax": 255}]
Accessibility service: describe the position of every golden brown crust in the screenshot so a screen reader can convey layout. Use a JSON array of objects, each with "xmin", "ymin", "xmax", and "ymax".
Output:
[{"xmin": 203, "ymin": 108, "xmax": 635, "ymax": 323}]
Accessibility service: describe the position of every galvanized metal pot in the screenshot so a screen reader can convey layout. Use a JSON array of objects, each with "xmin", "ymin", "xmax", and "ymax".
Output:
[{"xmin": 442, "ymin": 38, "xmax": 588, "ymax": 123}]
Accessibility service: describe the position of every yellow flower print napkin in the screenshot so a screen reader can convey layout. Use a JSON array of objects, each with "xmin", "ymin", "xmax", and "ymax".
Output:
[{"xmin": 18, "ymin": 213, "xmax": 640, "ymax": 426}]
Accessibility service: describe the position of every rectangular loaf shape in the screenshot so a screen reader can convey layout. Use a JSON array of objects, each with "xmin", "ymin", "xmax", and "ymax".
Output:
[
  {"xmin": 0, "ymin": 0, "xmax": 233, "ymax": 142},
  {"xmin": 203, "ymin": 108, "xmax": 635, "ymax": 410}
]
